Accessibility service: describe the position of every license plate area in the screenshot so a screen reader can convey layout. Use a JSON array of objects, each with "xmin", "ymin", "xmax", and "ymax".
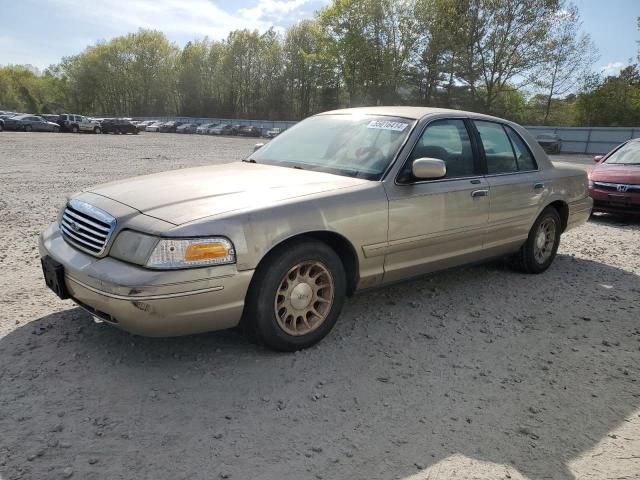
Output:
[
  {"xmin": 41, "ymin": 256, "xmax": 70, "ymax": 299},
  {"xmin": 607, "ymin": 194, "xmax": 629, "ymax": 205}
]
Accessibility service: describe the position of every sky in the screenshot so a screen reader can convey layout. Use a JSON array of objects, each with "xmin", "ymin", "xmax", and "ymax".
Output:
[{"xmin": 1, "ymin": 0, "xmax": 638, "ymax": 76}]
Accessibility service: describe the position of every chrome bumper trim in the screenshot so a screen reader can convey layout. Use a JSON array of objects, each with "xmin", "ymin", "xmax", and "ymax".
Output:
[{"xmin": 66, "ymin": 276, "xmax": 224, "ymax": 301}]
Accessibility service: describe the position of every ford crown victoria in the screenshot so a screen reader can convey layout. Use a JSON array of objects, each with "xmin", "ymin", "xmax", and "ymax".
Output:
[{"xmin": 39, "ymin": 107, "xmax": 592, "ymax": 351}]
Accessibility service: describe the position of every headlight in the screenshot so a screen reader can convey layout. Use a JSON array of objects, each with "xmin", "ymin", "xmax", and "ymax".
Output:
[{"xmin": 146, "ymin": 237, "xmax": 235, "ymax": 269}]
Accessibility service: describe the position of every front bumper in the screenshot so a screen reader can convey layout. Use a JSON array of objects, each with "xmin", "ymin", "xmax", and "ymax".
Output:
[
  {"xmin": 589, "ymin": 188, "xmax": 640, "ymax": 214},
  {"xmin": 39, "ymin": 223, "xmax": 254, "ymax": 337}
]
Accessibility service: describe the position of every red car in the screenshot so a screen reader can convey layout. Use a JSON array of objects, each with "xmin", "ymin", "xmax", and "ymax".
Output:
[{"xmin": 588, "ymin": 138, "xmax": 640, "ymax": 214}]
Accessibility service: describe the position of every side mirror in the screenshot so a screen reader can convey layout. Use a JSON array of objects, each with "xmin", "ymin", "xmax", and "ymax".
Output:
[
  {"xmin": 593, "ymin": 155, "xmax": 604, "ymax": 163},
  {"xmin": 412, "ymin": 158, "xmax": 447, "ymax": 179},
  {"xmin": 253, "ymin": 143, "xmax": 265, "ymax": 152}
]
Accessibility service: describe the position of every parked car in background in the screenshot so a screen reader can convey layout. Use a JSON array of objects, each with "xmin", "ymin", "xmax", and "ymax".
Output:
[
  {"xmin": 101, "ymin": 118, "xmax": 138, "ymax": 135},
  {"xmin": 0, "ymin": 113, "xmax": 21, "ymax": 131},
  {"xmin": 589, "ymin": 138, "xmax": 640, "ymax": 214},
  {"xmin": 1, "ymin": 114, "xmax": 22, "ymax": 131},
  {"xmin": 3, "ymin": 114, "xmax": 60, "ymax": 132},
  {"xmin": 159, "ymin": 121, "xmax": 183, "ymax": 133},
  {"xmin": 536, "ymin": 133, "xmax": 561, "ymax": 154},
  {"xmin": 135, "ymin": 120, "xmax": 155, "ymax": 131},
  {"xmin": 145, "ymin": 121, "xmax": 164, "ymax": 132},
  {"xmin": 57, "ymin": 114, "xmax": 102, "ymax": 133},
  {"xmin": 41, "ymin": 114, "xmax": 61, "ymax": 123},
  {"xmin": 176, "ymin": 123, "xmax": 198, "ymax": 134},
  {"xmin": 209, "ymin": 124, "xmax": 237, "ymax": 135},
  {"xmin": 0, "ymin": 114, "xmax": 9, "ymax": 131},
  {"xmin": 265, "ymin": 127, "xmax": 283, "ymax": 138},
  {"xmin": 237, "ymin": 125, "xmax": 261, "ymax": 137},
  {"xmin": 39, "ymin": 107, "xmax": 591, "ymax": 351},
  {"xmin": 196, "ymin": 123, "xmax": 217, "ymax": 134}
]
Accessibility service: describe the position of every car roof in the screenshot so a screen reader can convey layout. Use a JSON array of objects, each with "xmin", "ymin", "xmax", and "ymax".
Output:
[{"xmin": 317, "ymin": 106, "xmax": 509, "ymax": 122}]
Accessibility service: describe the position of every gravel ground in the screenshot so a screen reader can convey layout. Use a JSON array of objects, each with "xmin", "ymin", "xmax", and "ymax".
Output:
[{"xmin": 0, "ymin": 131, "xmax": 639, "ymax": 480}]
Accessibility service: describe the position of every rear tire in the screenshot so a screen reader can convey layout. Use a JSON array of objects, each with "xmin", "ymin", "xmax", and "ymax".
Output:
[
  {"xmin": 243, "ymin": 239, "xmax": 346, "ymax": 351},
  {"xmin": 511, "ymin": 207, "xmax": 561, "ymax": 274},
  {"xmin": 71, "ymin": 125, "xmax": 79, "ymax": 133}
]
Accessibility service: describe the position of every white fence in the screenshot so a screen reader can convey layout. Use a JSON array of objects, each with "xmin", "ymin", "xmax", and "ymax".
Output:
[{"xmin": 524, "ymin": 126, "xmax": 640, "ymax": 154}]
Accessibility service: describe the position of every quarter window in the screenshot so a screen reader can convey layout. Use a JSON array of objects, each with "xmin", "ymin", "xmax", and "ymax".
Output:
[
  {"xmin": 505, "ymin": 126, "xmax": 537, "ymax": 171},
  {"xmin": 406, "ymin": 119, "xmax": 476, "ymax": 179}
]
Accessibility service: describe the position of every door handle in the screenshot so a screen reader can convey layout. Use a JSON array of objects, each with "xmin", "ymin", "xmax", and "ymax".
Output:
[
  {"xmin": 533, "ymin": 182, "xmax": 545, "ymax": 190},
  {"xmin": 471, "ymin": 189, "xmax": 489, "ymax": 198}
]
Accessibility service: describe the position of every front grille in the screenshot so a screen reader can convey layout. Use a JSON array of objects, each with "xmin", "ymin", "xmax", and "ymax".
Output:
[
  {"xmin": 593, "ymin": 181, "xmax": 640, "ymax": 193},
  {"xmin": 60, "ymin": 199, "xmax": 116, "ymax": 256}
]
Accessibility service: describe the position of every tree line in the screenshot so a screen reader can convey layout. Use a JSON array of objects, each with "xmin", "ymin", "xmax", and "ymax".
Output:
[{"xmin": 1, "ymin": 0, "xmax": 639, "ymax": 126}]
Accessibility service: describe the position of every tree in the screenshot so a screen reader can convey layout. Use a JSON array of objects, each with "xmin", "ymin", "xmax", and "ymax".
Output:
[
  {"xmin": 457, "ymin": 0, "xmax": 561, "ymax": 113},
  {"xmin": 534, "ymin": 5, "xmax": 598, "ymax": 124},
  {"xmin": 318, "ymin": 0, "xmax": 420, "ymax": 106},
  {"xmin": 577, "ymin": 66, "xmax": 640, "ymax": 126}
]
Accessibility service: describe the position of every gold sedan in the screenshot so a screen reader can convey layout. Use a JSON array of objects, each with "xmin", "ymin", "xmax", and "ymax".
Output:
[{"xmin": 39, "ymin": 107, "xmax": 592, "ymax": 351}]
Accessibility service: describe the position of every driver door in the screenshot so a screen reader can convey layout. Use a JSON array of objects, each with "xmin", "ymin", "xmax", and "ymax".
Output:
[{"xmin": 382, "ymin": 118, "xmax": 490, "ymax": 283}]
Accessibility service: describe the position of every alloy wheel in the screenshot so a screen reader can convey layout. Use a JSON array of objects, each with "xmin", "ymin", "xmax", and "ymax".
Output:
[
  {"xmin": 274, "ymin": 261, "xmax": 334, "ymax": 336},
  {"xmin": 533, "ymin": 217, "xmax": 556, "ymax": 264}
]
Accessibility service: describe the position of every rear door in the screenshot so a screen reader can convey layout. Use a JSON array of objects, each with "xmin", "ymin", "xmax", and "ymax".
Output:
[
  {"xmin": 382, "ymin": 118, "xmax": 490, "ymax": 283},
  {"xmin": 33, "ymin": 117, "xmax": 46, "ymax": 131},
  {"xmin": 472, "ymin": 120, "xmax": 544, "ymax": 249}
]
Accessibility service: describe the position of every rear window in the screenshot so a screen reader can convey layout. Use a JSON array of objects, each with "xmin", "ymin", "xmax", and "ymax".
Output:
[
  {"xmin": 475, "ymin": 121, "xmax": 537, "ymax": 174},
  {"xmin": 475, "ymin": 121, "xmax": 518, "ymax": 174}
]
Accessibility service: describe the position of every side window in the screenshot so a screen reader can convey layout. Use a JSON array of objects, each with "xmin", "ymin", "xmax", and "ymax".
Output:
[
  {"xmin": 407, "ymin": 119, "xmax": 476, "ymax": 179},
  {"xmin": 505, "ymin": 126, "xmax": 537, "ymax": 171},
  {"xmin": 475, "ymin": 121, "xmax": 518, "ymax": 174}
]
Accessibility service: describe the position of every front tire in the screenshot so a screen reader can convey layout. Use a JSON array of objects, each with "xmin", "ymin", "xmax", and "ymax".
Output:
[
  {"xmin": 244, "ymin": 239, "xmax": 346, "ymax": 351},
  {"xmin": 94, "ymin": 126, "xmax": 101, "ymax": 134},
  {"xmin": 511, "ymin": 207, "xmax": 561, "ymax": 273},
  {"xmin": 24, "ymin": 125, "xmax": 32, "ymax": 132},
  {"xmin": 71, "ymin": 125, "xmax": 79, "ymax": 133}
]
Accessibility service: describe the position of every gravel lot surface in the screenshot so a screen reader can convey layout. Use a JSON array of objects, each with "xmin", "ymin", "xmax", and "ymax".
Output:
[{"xmin": 1, "ymin": 131, "xmax": 639, "ymax": 480}]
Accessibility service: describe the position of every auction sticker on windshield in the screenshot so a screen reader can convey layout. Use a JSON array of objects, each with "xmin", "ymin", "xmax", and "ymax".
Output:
[{"xmin": 367, "ymin": 120, "xmax": 408, "ymax": 132}]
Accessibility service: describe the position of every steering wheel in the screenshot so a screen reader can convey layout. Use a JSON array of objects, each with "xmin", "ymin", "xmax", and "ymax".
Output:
[{"xmin": 355, "ymin": 146, "xmax": 384, "ymax": 165}]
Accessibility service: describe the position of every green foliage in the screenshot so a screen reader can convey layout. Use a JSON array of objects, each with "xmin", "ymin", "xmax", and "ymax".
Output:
[
  {"xmin": 576, "ymin": 66, "xmax": 640, "ymax": 127},
  {"xmin": 0, "ymin": 1, "xmax": 637, "ymax": 127},
  {"xmin": 0, "ymin": 65, "xmax": 66, "ymax": 113}
]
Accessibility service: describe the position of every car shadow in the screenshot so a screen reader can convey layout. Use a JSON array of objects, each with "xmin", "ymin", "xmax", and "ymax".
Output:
[
  {"xmin": 589, "ymin": 212, "xmax": 640, "ymax": 228},
  {"xmin": 1, "ymin": 255, "xmax": 639, "ymax": 480}
]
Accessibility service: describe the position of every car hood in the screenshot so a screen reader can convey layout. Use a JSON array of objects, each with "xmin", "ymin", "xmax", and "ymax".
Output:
[
  {"xmin": 591, "ymin": 164, "xmax": 640, "ymax": 184},
  {"xmin": 87, "ymin": 162, "xmax": 370, "ymax": 225}
]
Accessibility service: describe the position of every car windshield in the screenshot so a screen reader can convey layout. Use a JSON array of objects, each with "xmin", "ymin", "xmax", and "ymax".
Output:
[
  {"xmin": 605, "ymin": 141, "xmax": 640, "ymax": 165},
  {"xmin": 249, "ymin": 114, "xmax": 415, "ymax": 180}
]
